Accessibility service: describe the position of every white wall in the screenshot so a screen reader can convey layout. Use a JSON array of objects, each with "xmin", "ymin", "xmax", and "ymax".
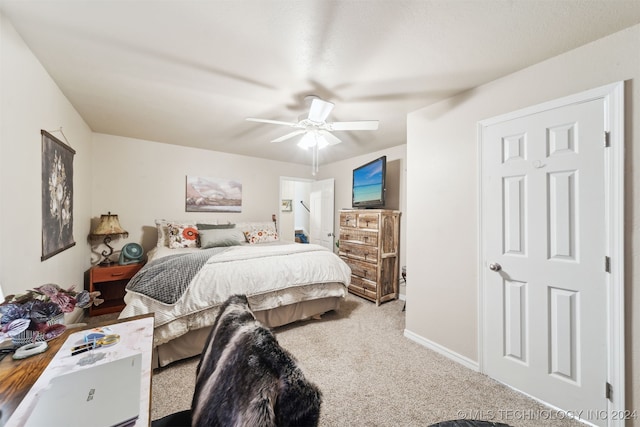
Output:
[
  {"xmin": 91, "ymin": 133, "xmax": 313, "ymax": 257},
  {"xmin": 406, "ymin": 23, "xmax": 640, "ymax": 421},
  {"xmin": 317, "ymin": 144, "xmax": 407, "ymax": 269},
  {"xmin": 0, "ymin": 13, "xmax": 93, "ymax": 308}
]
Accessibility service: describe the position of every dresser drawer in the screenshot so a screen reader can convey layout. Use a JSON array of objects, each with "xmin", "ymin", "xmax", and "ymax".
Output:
[
  {"xmin": 348, "ymin": 277, "xmax": 377, "ymax": 301},
  {"xmin": 342, "ymin": 257, "xmax": 378, "ymax": 282},
  {"xmin": 356, "ymin": 213, "xmax": 379, "ymax": 229},
  {"xmin": 348, "ymin": 285, "xmax": 377, "ymax": 301},
  {"xmin": 340, "ymin": 213, "xmax": 358, "ymax": 228},
  {"xmin": 350, "ymin": 275, "xmax": 377, "ymax": 292},
  {"xmin": 339, "ymin": 242, "xmax": 378, "ymax": 262},
  {"xmin": 339, "ymin": 228, "xmax": 378, "ymax": 246},
  {"xmin": 91, "ymin": 264, "xmax": 141, "ymax": 282}
]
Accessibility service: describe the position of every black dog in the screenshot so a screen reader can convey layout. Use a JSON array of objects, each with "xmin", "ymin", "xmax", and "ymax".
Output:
[{"xmin": 191, "ymin": 294, "xmax": 322, "ymax": 427}]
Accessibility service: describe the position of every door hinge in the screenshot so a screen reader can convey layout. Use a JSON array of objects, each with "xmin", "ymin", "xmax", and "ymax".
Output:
[
  {"xmin": 604, "ymin": 131, "xmax": 611, "ymax": 148},
  {"xmin": 606, "ymin": 382, "xmax": 613, "ymax": 400},
  {"xmin": 605, "ymin": 256, "xmax": 611, "ymax": 273}
]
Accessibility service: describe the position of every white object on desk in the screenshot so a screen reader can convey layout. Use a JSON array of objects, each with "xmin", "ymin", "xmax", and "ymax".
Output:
[
  {"xmin": 12, "ymin": 342, "xmax": 48, "ymax": 360},
  {"xmin": 24, "ymin": 353, "xmax": 142, "ymax": 427}
]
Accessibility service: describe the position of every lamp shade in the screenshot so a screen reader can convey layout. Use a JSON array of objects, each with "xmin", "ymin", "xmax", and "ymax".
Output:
[{"xmin": 90, "ymin": 212, "xmax": 128, "ymax": 237}]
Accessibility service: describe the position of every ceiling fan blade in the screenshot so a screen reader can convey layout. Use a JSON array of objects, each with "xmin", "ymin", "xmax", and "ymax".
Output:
[
  {"xmin": 246, "ymin": 118, "xmax": 299, "ymax": 127},
  {"xmin": 329, "ymin": 120, "xmax": 379, "ymax": 131},
  {"xmin": 318, "ymin": 130, "xmax": 342, "ymax": 145},
  {"xmin": 308, "ymin": 98, "xmax": 334, "ymax": 123},
  {"xmin": 271, "ymin": 130, "xmax": 306, "ymax": 143}
]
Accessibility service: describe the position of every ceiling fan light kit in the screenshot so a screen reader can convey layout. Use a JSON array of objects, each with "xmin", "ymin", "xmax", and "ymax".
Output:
[
  {"xmin": 246, "ymin": 96, "xmax": 379, "ymax": 174},
  {"xmin": 297, "ymin": 131, "xmax": 330, "ymax": 150}
]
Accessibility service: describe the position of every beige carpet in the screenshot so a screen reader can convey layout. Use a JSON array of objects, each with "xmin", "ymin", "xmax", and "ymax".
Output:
[{"xmin": 144, "ymin": 294, "xmax": 586, "ymax": 427}]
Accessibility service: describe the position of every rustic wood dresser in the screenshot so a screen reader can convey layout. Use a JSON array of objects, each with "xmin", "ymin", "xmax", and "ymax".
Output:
[{"xmin": 338, "ymin": 209, "xmax": 400, "ymax": 305}]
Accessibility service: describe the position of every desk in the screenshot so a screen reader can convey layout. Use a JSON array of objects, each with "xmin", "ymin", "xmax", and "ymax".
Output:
[{"xmin": 0, "ymin": 314, "xmax": 154, "ymax": 427}]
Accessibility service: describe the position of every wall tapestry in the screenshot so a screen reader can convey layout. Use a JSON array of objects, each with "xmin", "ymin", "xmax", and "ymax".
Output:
[
  {"xmin": 186, "ymin": 176, "xmax": 242, "ymax": 213},
  {"xmin": 41, "ymin": 130, "xmax": 76, "ymax": 261}
]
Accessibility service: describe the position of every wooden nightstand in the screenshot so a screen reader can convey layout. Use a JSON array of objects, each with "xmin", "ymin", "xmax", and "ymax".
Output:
[{"xmin": 89, "ymin": 263, "xmax": 144, "ymax": 316}]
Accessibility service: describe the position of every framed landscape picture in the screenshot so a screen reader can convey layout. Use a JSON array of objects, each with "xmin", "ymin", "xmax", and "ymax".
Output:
[
  {"xmin": 186, "ymin": 176, "xmax": 242, "ymax": 212},
  {"xmin": 41, "ymin": 130, "xmax": 76, "ymax": 261}
]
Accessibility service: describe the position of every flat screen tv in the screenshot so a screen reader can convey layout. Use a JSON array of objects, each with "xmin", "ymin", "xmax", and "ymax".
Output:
[{"xmin": 352, "ymin": 155, "xmax": 386, "ymax": 208}]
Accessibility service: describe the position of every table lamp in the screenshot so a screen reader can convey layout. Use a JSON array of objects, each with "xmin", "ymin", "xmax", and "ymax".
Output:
[{"xmin": 90, "ymin": 212, "xmax": 129, "ymax": 266}]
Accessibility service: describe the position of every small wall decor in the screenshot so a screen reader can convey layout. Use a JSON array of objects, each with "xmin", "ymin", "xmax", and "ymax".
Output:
[
  {"xmin": 186, "ymin": 176, "xmax": 242, "ymax": 212},
  {"xmin": 281, "ymin": 199, "xmax": 292, "ymax": 212},
  {"xmin": 41, "ymin": 130, "xmax": 76, "ymax": 260}
]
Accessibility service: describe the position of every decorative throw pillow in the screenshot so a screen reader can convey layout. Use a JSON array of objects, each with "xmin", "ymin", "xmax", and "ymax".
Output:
[
  {"xmin": 238, "ymin": 222, "xmax": 277, "ymax": 235},
  {"xmin": 200, "ymin": 228, "xmax": 245, "ymax": 248},
  {"xmin": 168, "ymin": 222, "xmax": 199, "ymax": 249},
  {"xmin": 197, "ymin": 223, "xmax": 235, "ymax": 230},
  {"xmin": 244, "ymin": 228, "xmax": 279, "ymax": 244},
  {"xmin": 155, "ymin": 219, "xmax": 170, "ymax": 248},
  {"xmin": 156, "ymin": 219, "xmax": 202, "ymax": 248}
]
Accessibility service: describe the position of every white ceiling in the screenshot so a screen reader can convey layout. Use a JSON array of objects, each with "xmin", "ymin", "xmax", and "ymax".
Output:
[{"xmin": 2, "ymin": 0, "xmax": 640, "ymax": 166}]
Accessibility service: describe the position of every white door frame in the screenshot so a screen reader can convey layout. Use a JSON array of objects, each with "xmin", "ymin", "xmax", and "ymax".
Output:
[
  {"xmin": 279, "ymin": 176, "xmax": 313, "ymax": 240},
  {"xmin": 477, "ymin": 82, "xmax": 625, "ymax": 424}
]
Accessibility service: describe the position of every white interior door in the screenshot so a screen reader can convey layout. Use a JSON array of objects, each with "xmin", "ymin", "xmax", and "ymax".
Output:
[
  {"xmin": 480, "ymin": 85, "xmax": 624, "ymax": 426},
  {"xmin": 309, "ymin": 178, "xmax": 334, "ymax": 250}
]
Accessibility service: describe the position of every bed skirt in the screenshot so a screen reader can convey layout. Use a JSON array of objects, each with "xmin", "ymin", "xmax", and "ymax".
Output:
[{"xmin": 152, "ymin": 296, "xmax": 343, "ymax": 368}]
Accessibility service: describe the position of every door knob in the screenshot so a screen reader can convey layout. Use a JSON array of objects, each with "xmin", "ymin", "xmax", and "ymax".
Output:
[{"xmin": 489, "ymin": 263, "xmax": 502, "ymax": 272}]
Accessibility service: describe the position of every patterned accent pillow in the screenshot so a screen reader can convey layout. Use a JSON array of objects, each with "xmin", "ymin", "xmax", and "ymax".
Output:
[
  {"xmin": 244, "ymin": 228, "xmax": 279, "ymax": 244},
  {"xmin": 238, "ymin": 222, "xmax": 277, "ymax": 234},
  {"xmin": 168, "ymin": 222, "xmax": 199, "ymax": 248},
  {"xmin": 156, "ymin": 219, "xmax": 206, "ymax": 248}
]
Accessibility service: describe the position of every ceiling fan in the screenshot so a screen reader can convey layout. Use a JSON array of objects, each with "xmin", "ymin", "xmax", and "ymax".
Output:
[
  {"xmin": 246, "ymin": 96, "xmax": 379, "ymax": 175},
  {"xmin": 246, "ymin": 95, "xmax": 379, "ymax": 147}
]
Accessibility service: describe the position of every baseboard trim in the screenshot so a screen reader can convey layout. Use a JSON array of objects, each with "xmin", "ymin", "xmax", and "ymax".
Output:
[{"xmin": 403, "ymin": 329, "xmax": 479, "ymax": 372}]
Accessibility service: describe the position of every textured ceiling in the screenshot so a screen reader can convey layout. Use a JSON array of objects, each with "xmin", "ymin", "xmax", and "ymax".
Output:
[{"xmin": 2, "ymin": 0, "xmax": 640, "ymax": 166}]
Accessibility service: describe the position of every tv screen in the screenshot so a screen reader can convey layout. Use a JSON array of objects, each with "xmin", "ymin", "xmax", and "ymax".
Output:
[{"xmin": 352, "ymin": 156, "xmax": 386, "ymax": 208}]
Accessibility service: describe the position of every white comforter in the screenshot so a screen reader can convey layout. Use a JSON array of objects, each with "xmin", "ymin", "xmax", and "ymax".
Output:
[{"xmin": 119, "ymin": 243, "xmax": 351, "ymax": 346}]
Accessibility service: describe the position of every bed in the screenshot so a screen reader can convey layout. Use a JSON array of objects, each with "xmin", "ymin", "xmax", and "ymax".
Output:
[{"xmin": 118, "ymin": 219, "xmax": 351, "ymax": 368}]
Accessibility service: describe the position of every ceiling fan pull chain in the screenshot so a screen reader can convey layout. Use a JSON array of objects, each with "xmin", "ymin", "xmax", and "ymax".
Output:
[{"xmin": 312, "ymin": 144, "xmax": 319, "ymax": 176}]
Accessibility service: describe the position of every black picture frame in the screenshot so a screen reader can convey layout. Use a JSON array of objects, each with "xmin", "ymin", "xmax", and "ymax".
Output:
[{"xmin": 41, "ymin": 130, "xmax": 76, "ymax": 261}]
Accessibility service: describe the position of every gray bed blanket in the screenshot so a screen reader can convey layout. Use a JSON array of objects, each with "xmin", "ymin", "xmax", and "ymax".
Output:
[{"xmin": 126, "ymin": 248, "xmax": 227, "ymax": 304}]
